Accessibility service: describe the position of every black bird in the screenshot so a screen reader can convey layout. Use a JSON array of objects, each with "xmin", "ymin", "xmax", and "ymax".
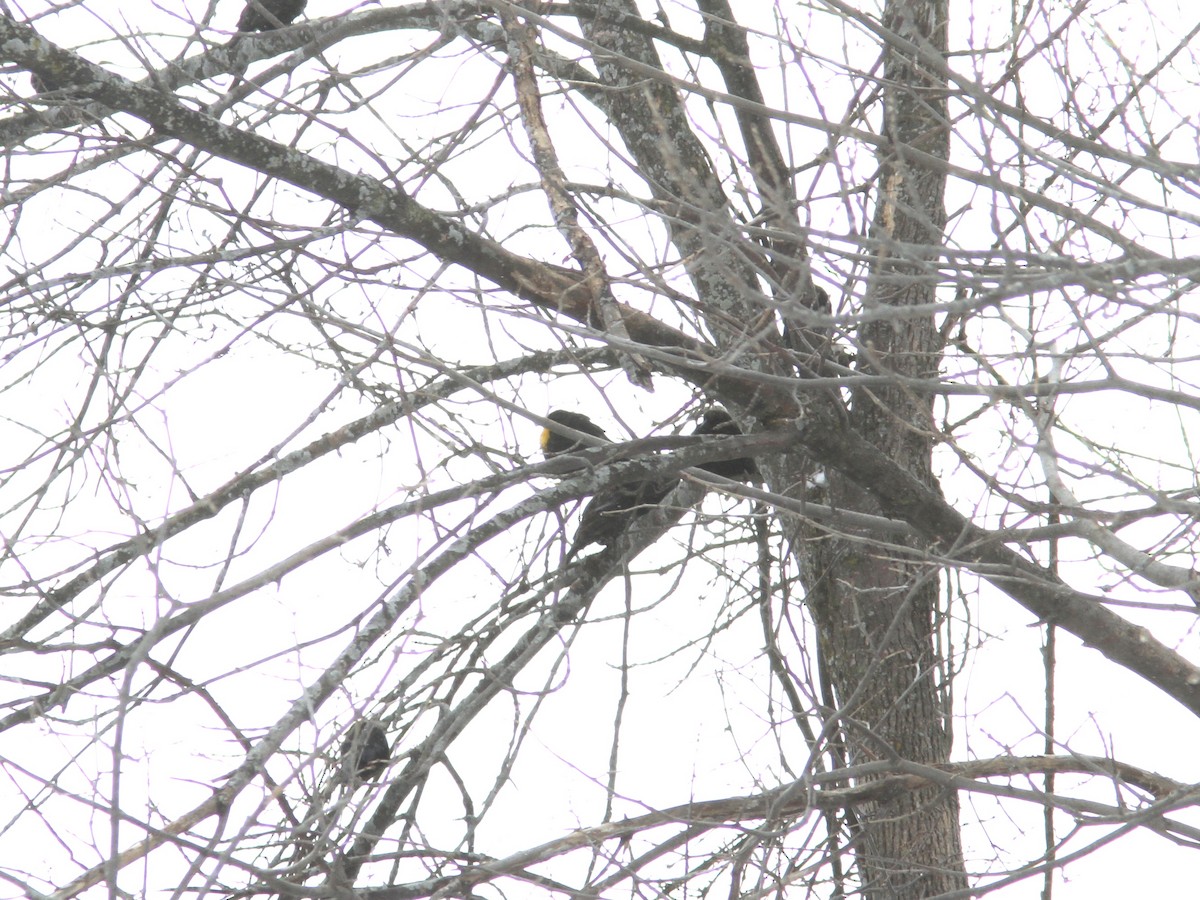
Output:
[
  {"xmin": 570, "ymin": 473, "xmax": 679, "ymax": 555},
  {"xmin": 341, "ymin": 720, "xmax": 391, "ymax": 781},
  {"xmin": 30, "ymin": 72, "xmax": 65, "ymax": 94},
  {"xmin": 540, "ymin": 410, "xmax": 609, "ymax": 458},
  {"xmin": 540, "ymin": 410, "xmax": 676, "ymax": 557},
  {"xmin": 692, "ymin": 408, "xmax": 759, "ymax": 482},
  {"xmin": 236, "ymin": 0, "xmax": 307, "ymax": 33}
]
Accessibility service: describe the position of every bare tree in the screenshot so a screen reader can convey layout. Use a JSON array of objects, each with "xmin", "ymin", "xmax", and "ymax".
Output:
[{"xmin": 2, "ymin": 2, "xmax": 1199, "ymax": 899}]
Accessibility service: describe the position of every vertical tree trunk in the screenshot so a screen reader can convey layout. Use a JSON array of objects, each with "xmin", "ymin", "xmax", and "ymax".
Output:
[{"xmin": 790, "ymin": 1, "xmax": 967, "ymax": 895}]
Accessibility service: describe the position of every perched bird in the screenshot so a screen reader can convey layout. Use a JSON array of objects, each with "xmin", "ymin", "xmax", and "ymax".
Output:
[
  {"xmin": 30, "ymin": 72, "xmax": 66, "ymax": 94},
  {"xmin": 236, "ymin": 0, "xmax": 307, "ymax": 33},
  {"xmin": 542, "ymin": 408, "xmax": 761, "ymax": 556},
  {"xmin": 570, "ymin": 473, "xmax": 679, "ymax": 555},
  {"xmin": 539, "ymin": 410, "xmax": 676, "ymax": 557},
  {"xmin": 540, "ymin": 410, "xmax": 609, "ymax": 458},
  {"xmin": 341, "ymin": 720, "xmax": 391, "ymax": 781},
  {"xmin": 692, "ymin": 408, "xmax": 759, "ymax": 482}
]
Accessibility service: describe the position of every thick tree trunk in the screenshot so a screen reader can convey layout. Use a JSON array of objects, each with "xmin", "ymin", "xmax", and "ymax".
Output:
[{"xmin": 788, "ymin": 0, "xmax": 967, "ymax": 896}]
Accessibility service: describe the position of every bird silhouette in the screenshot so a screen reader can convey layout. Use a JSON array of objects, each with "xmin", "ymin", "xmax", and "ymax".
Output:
[
  {"xmin": 236, "ymin": 0, "xmax": 307, "ymax": 33},
  {"xmin": 341, "ymin": 720, "xmax": 390, "ymax": 781},
  {"xmin": 540, "ymin": 410, "xmax": 610, "ymax": 457},
  {"xmin": 540, "ymin": 410, "xmax": 678, "ymax": 557},
  {"xmin": 692, "ymin": 408, "xmax": 759, "ymax": 482}
]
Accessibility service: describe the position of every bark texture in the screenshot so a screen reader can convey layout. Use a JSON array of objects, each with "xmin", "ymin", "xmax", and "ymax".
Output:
[{"xmin": 791, "ymin": 0, "xmax": 967, "ymax": 895}]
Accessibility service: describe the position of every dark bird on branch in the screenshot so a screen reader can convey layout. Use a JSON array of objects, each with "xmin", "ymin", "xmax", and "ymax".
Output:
[
  {"xmin": 236, "ymin": 0, "xmax": 307, "ymax": 33},
  {"xmin": 570, "ymin": 473, "xmax": 678, "ymax": 555},
  {"xmin": 30, "ymin": 72, "xmax": 64, "ymax": 94},
  {"xmin": 540, "ymin": 410, "xmax": 610, "ymax": 458},
  {"xmin": 341, "ymin": 720, "xmax": 391, "ymax": 781},
  {"xmin": 692, "ymin": 408, "xmax": 760, "ymax": 482},
  {"xmin": 540, "ymin": 410, "xmax": 677, "ymax": 557}
]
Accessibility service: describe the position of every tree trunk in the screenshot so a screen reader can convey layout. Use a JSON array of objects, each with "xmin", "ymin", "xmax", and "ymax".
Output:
[{"xmin": 787, "ymin": 0, "xmax": 967, "ymax": 895}]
